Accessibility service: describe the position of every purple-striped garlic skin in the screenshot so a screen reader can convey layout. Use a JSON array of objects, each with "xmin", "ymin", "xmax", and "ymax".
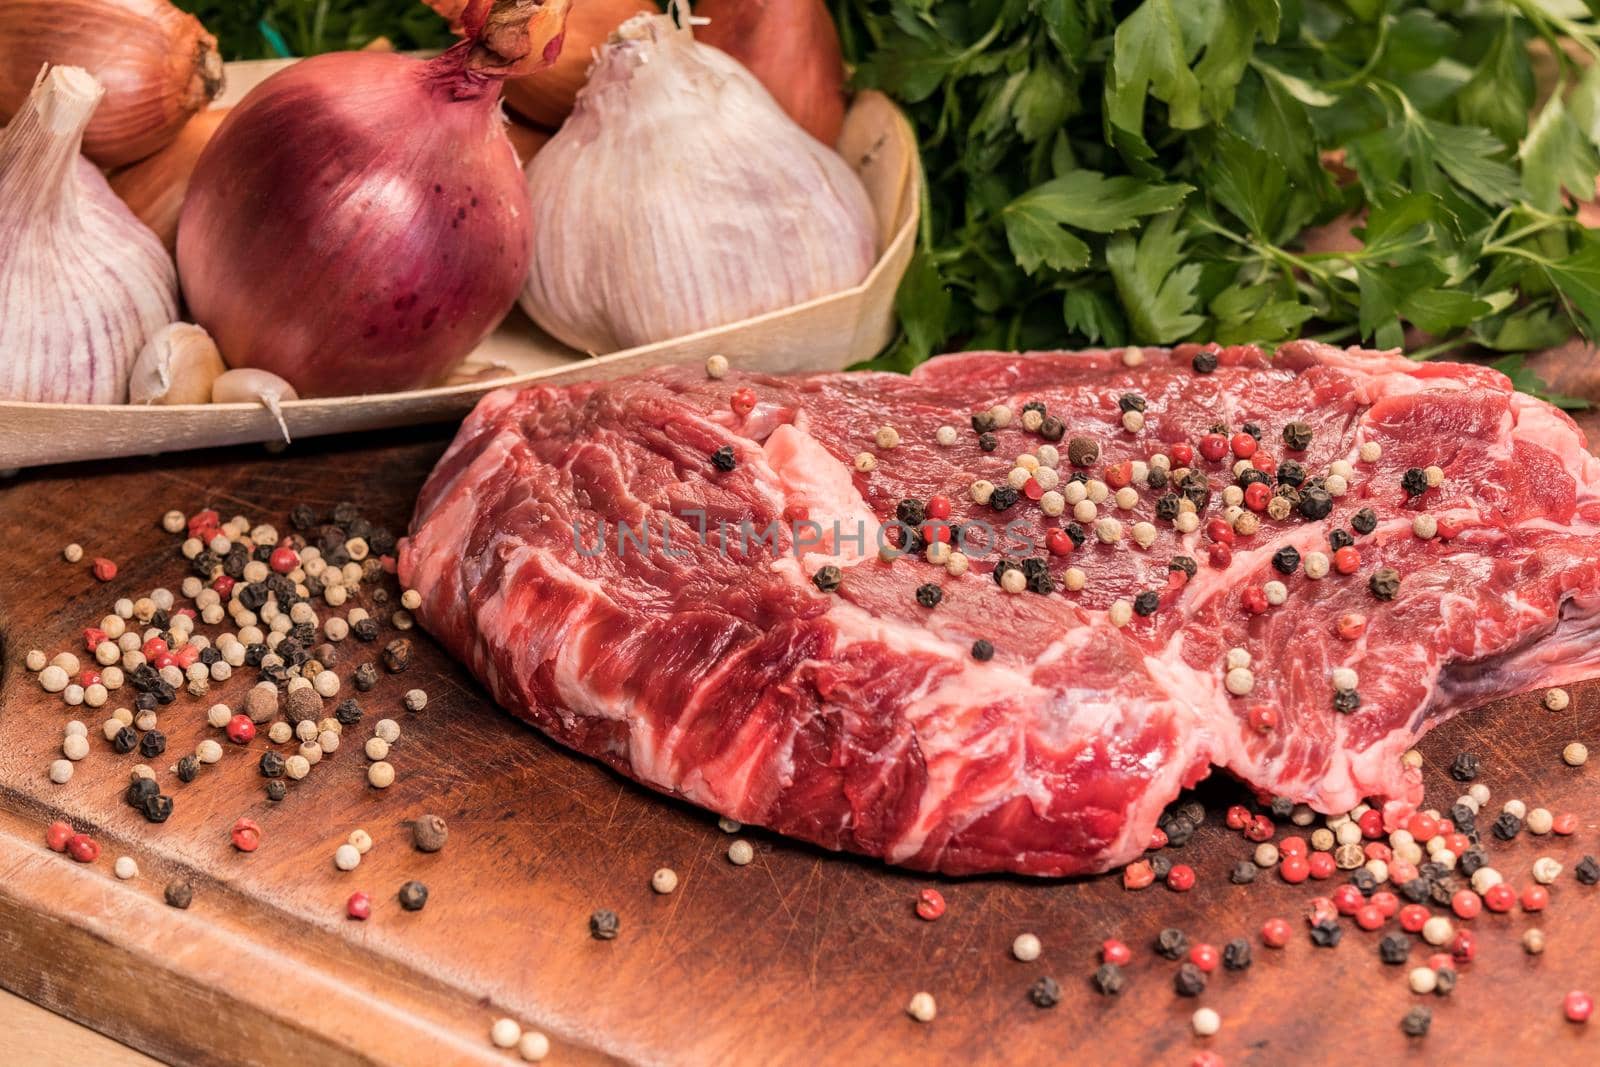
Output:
[{"xmin": 0, "ymin": 65, "xmax": 177, "ymax": 404}]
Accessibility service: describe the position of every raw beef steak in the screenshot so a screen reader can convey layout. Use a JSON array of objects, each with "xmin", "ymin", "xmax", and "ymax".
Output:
[{"xmin": 400, "ymin": 342, "xmax": 1600, "ymax": 876}]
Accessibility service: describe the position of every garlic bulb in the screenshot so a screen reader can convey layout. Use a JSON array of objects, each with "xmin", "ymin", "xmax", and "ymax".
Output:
[
  {"xmin": 520, "ymin": 11, "xmax": 877, "ymax": 353},
  {"xmin": 129, "ymin": 322, "xmax": 224, "ymax": 404},
  {"xmin": 0, "ymin": 66, "xmax": 178, "ymax": 404}
]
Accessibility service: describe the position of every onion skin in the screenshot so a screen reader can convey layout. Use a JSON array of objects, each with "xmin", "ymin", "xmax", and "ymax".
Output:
[
  {"xmin": 503, "ymin": 0, "xmax": 654, "ymax": 128},
  {"xmin": 0, "ymin": 0, "xmax": 224, "ymax": 167},
  {"xmin": 177, "ymin": 50, "xmax": 533, "ymax": 398},
  {"xmin": 109, "ymin": 106, "xmax": 228, "ymax": 252},
  {"xmin": 693, "ymin": 0, "xmax": 846, "ymax": 146}
]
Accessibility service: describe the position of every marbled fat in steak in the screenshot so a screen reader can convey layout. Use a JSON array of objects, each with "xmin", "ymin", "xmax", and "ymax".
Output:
[{"xmin": 400, "ymin": 342, "xmax": 1600, "ymax": 876}]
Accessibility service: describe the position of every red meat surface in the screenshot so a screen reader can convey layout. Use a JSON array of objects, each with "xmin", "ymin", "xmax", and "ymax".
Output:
[{"xmin": 400, "ymin": 342, "xmax": 1600, "ymax": 875}]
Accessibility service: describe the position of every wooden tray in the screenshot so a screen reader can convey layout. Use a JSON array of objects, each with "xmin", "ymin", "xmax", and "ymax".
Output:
[{"xmin": 0, "ymin": 59, "xmax": 920, "ymax": 470}]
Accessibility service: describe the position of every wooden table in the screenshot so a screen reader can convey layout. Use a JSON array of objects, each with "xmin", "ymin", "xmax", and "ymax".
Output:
[{"xmin": 2, "ymin": 403, "xmax": 1598, "ymax": 1066}]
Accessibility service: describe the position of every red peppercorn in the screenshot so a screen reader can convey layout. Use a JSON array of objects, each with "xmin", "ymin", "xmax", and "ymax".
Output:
[
  {"xmin": 269, "ymin": 546, "xmax": 299, "ymax": 574},
  {"xmin": 152, "ymin": 653, "xmax": 176, "ymax": 671},
  {"xmin": 1199, "ymin": 433, "xmax": 1229, "ymax": 462},
  {"xmin": 1372, "ymin": 891, "xmax": 1399, "ymax": 918},
  {"xmin": 1427, "ymin": 952, "xmax": 1454, "ymax": 973},
  {"xmin": 1168, "ymin": 443, "xmax": 1195, "ymax": 467},
  {"xmin": 46, "ymin": 820, "xmax": 73, "ymax": 852},
  {"xmin": 1244, "ymin": 482, "xmax": 1271, "ymax": 512},
  {"xmin": 142, "ymin": 636, "xmax": 169, "ymax": 659},
  {"xmin": 1206, "ymin": 518, "xmax": 1235, "ymax": 544},
  {"xmin": 1332, "ymin": 884, "xmax": 1364, "ymax": 915},
  {"xmin": 915, "ymin": 888, "xmax": 946, "ymax": 921},
  {"xmin": 1333, "ymin": 546, "xmax": 1360, "ymax": 575},
  {"xmin": 347, "ymin": 891, "xmax": 372, "ymax": 921},
  {"xmin": 1261, "ymin": 917, "xmax": 1291, "ymax": 948},
  {"xmin": 66, "ymin": 833, "xmax": 99, "ymax": 863},
  {"xmin": 730, "ymin": 387, "xmax": 757, "ymax": 417},
  {"xmin": 1553, "ymin": 812, "xmax": 1579, "ymax": 835},
  {"xmin": 1122, "ymin": 860, "xmax": 1155, "ymax": 890},
  {"xmin": 1565, "ymin": 991, "xmax": 1594, "ymax": 1023},
  {"xmin": 82, "ymin": 626, "xmax": 107, "ymax": 651},
  {"xmin": 1451, "ymin": 929, "xmax": 1477, "ymax": 964},
  {"xmin": 1101, "ymin": 939, "xmax": 1132, "ymax": 966},
  {"xmin": 1305, "ymin": 896, "xmax": 1338, "ymax": 926},
  {"xmin": 1046, "ymin": 529, "xmax": 1075, "ymax": 556},
  {"xmin": 1365, "ymin": 842, "xmax": 1392, "ymax": 863},
  {"xmin": 1105, "ymin": 461, "xmax": 1133, "ymax": 490},
  {"xmin": 1450, "ymin": 889, "xmax": 1481, "ymax": 920},
  {"xmin": 1191, "ymin": 1054, "xmax": 1224, "ymax": 1067},
  {"xmin": 211, "ymin": 574, "xmax": 236, "ymax": 599},
  {"xmin": 1279, "ymin": 856, "xmax": 1310, "ymax": 883},
  {"xmin": 1230, "ymin": 433, "xmax": 1257, "ymax": 459},
  {"xmin": 1251, "ymin": 453, "xmax": 1276, "ymax": 476},
  {"xmin": 1337, "ymin": 612, "xmax": 1367, "ymax": 640},
  {"xmin": 1359, "ymin": 809, "xmax": 1385, "ymax": 839},
  {"xmin": 1248, "ymin": 705, "xmax": 1278, "ymax": 733},
  {"xmin": 1022, "ymin": 478, "xmax": 1044, "ymax": 501},
  {"xmin": 1406, "ymin": 812, "xmax": 1439, "ymax": 842},
  {"xmin": 1307, "ymin": 852, "xmax": 1335, "ymax": 880},
  {"xmin": 1356, "ymin": 905, "xmax": 1385, "ymax": 931},
  {"xmin": 1399, "ymin": 905, "xmax": 1429, "ymax": 933},
  {"xmin": 231, "ymin": 817, "xmax": 262, "ymax": 852},
  {"xmin": 1188, "ymin": 942, "xmax": 1219, "ymax": 971},
  {"xmin": 78, "ymin": 669, "xmax": 101, "ymax": 688},
  {"xmin": 1148, "ymin": 828, "xmax": 1169, "ymax": 849},
  {"xmin": 1167, "ymin": 864, "xmax": 1196, "ymax": 892},
  {"xmin": 1242, "ymin": 587, "xmax": 1269, "ymax": 615},
  {"xmin": 91, "ymin": 557, "xmax": 118, "ymax": 581},
  {"xmin": 1442, "ymin": 832, "xmax": 1470, "ymax": 856},
  {"xmin": 186, "ymin": 508, "xmax": 219, "ymax": 537},
  {"xmin": 226, "ymin": 714, "xmax": 257, "ymax": 745},
  {"xmin": 1483, "ymin": 883, "xmax": 1515, "ymax": 913},
  {"xmin": 1389, "ymin": 860, "xmax": 1419, "ymax": 886},
  {"xmin": 176, "ymin": 645, "xmax": 201, "ymax": 670},
  {"xmin": 1244, "ymin": 814, "xmax": 1275, "ymax": 842},
  {"xmin": 1207, "ymin": 543, "xmax": 1233, "ymax": 569},
  {"xmin": 1279, "ymin": 836, "xmax": 1307, "ymax": 858},
  {"xmin": 1225, "ymin": 805, "xmax": 1251, "ymax": 831},
  {"xmin": 925, "ymin": 495, "xmax": 951, "ymax": 520},
  {"xmin": 922, "ymin": 521, "xmax": 952, "ymax": 543},
  {"xmin": 1522, "ymin": 885, "xmax": 1549, "ymax": 912}
]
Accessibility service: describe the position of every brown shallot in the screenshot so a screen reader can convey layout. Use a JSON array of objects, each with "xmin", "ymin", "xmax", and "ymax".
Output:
[
  {"xmin": 693, "ymin": 0, "xmax": 847, "ymax": 146},
  {"xmin": 108, "ymin": 107, "xmax": 228, "ymax": 251},
  {"xmin": 502, "ymin": 0, "xmax": 655, "ymax": 128}
]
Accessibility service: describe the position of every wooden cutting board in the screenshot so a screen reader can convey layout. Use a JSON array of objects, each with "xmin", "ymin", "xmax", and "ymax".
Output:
[{"xmin": 1, "ymin": 408, "xmax": 1598, "ymax": 1067}]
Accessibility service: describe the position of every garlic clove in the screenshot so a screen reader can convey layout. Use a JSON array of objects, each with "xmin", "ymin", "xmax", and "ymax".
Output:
[
  {"xmin": 212, "ymin": 368, "xmax": 298, "ymax": 443},
  {"xmin": 129, "ymin": 322, "xmax": 224, "ymax": 404}
]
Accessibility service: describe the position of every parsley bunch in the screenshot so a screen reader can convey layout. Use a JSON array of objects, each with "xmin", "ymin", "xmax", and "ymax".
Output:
[{"xmin": 835, "ymin": 0, "xmax": 1600, "ymax": 405}]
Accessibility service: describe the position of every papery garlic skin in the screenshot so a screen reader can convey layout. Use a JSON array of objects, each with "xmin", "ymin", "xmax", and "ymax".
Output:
[
  {"xmin": 520, "ymin": 12, "xmax": 877, "ymax": 354},
  {"xmin": 0, "ymin": 66, "xmax": 178, "ymax": 404}
]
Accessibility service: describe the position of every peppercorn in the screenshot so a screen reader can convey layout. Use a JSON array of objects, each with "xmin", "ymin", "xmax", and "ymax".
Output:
[
  {"xmin": 1269, "ymin": 546, "xmax": 1301, "ymax": 576},
  {"xmin": 1378, "ymin": 934, "xmax": 1409, "ymax": 965},
  {"xmin": 1066, "ymin": 437, "xmax": 1099, "ymax": 467},
  {"xmin": 1155, "ymin": 494, "xmax": 1181, "ymax": 522},
  {"xmin": 1333, "ymin": 689, "xmax": 1360, "ymax": 713},
  {"xmin": 1222, "ymin": 938, "xmax": 1252, "ymax": 970},
  {"xmin": 971, "ymin": 411, "xmax": 996, "ymax": 433},
  {"xmin": 810, "ymin": 566, "xmax": 843, "ymax": 594},
  {"xmin": 381, "ymin": 639, "xmax": 413, "ymax": 673},
  {"xmin": 1493, "ymin": 812, "xmax": 1523, "ymax": 841},
  {"xmin": 1168, "ymin": 556, "xmax": 1198, "ymax": 581},
  {"xmin": 259, "ymin": 779, "xmax": 285, "ymax": 803},
  {"xmin": 1401, "ymin": 467, "xmax": 1428, "ymax": 496},
  {"xmin": 915, "ymin": 583, "xmax": 943, "ymax": 608},
  {"xmin": 1310, "ymin": 918, "xmax": 1343, "ymax": 947},
  {"xmin": 398, "ymin": 880, "xmax": 429, "ymax": 912},
  {"xmin": 1156, "ymin": 927, "xmax": 1188, "ymax": 959},
  {"xmin": 1161, "ymin": 813, "xmax": 1196, "ymax": 848},
  {"xmin": 1192, "ymin": 350, "xmax": 1219, "ymax": 374},
  {"xmin": 1174, "ymin": 962, "xmax": 1206, "ymax": 996},
  {"xmin": 413, "ymin": 814, "xmax": 448, "ymax": 853},
  {"xmin": 1039, "ymin": 416, "xmax": 1065, "ymax": 441},
  {"xmin": 1278, "ymin": 420, "xmax": 1311, "ymax": 451},
  {"xmin": 164, "ymin": 879, "xmax": 193, "ymax": 909},
  {"xmin": 1401, "ymin": 1006, "xmax": 1432, "ymax": 1037},
  {"xmin": 141, "ymin": 794, "xmax": 173, "ymax": 823},
  {"xmin": 175, "ymin": 754, "xmax": 199, "ymax": 783},
  {"xmin": 989, "ymin": 485, "xmax": 1019, "ymax": 512},
  {"xmin": 895, "ymin": 499, "xmax": 927, "ymax": 528},
  {"xmin": 136, "ymin": 729, "xmax": 166, "ymax": 759},
  {"xmin": 1092, "ymin": 963, "xmax": 1125, "ymax": 996},
  {"xmin": 335, "ymin": 698, "xmax": 363, "ymax": 726},
  {"xmin": 258, "ymin": 750, "xmax": 286, "ymax": 779},
  {"xmin": 1149, "ymin": 854, "xmax": 1173, "ymax": 879},
  {"xmin": 589, "ymin": 907, "xmax": 619, "ymax": 939},
  {"xmin": 1369, "ymin": 567, "xmax": 1401, "ymax": 600},
  {"xmin": 710, "ymin": 446, "xmax": 736, "ymax": 472},
  {"xmin": 124, "ymin": 778, "xmax": 158, "ymax": 808},
  {"xmin": 1299, "ymin": 487, "xmax": 1333, "ymax": 520},
  {"xmin": 1450, "ymin": 753, "xmax": 1480, "ymax": 782},
  {"xmin": 1575, "ymin": 856, "xmax": 1600, "ymax": 885},
  {"xmin": 975, "ymin": 431, "xmax": 998, "ymax": 453},
  {"xmin": 1028, "ymin": 976, "xmax": 1061, "ymax": 1009},
  {"xmin": 1133, "ymin": 591, "xmax": 1160, "ymax": 617},
  {"xmin": 108, "ymin": 725, "xmax": 136, "ymax": 754}
]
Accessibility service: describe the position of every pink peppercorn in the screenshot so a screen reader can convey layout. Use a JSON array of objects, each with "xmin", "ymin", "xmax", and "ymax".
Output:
[
  {"xmin": 46, "ymin": 820, "xmax": 73, "ymax": 852},
  {"xmin": 1261, "ymin": 918, "xmax": 1291, "ymax": 948},
  {"xmin": 1207, "ymin": 518, "xmax": 1235, "ymax": 545},
  {"xmin": 1553, "ymin": 813, "xmax": 1579, "ymax": 835},
  {"xmin": 269, "ymin": 546, "xmax": 299, "ymax": 574},
  {"xmin": 1191, "ymin": 1054, "xmax": 1224, "ymax": 1067},
  {"xmin": 226, "ymin": 715, "xmax": 256, "ymax": 745},
  {"xmin": 1365, "ymin": 842, "xmax": 1392, "ymax": 862},
  {"xmin": 1407, "ymin": 812, "xmax": 1439, "ymax": 842},
  {"xmin": 1307, "ymin": 852, "xmax": 1335, "ymax": 880},
  {"xmin": 915, "ymin": 888, "xmax": 946, "ymax": 921},
  {"xmin": 1166, "ymin": 864, "xmax": 1196, "ymax": 892},
  {"xmin": 730, "ymin": 388, "xmax": 756, "ymax": 417},
  {"xmin": 1241, "ymin": 587, "xmax": 1269, "ymax": 615},
  {"xmin": 1230, "ymin": 433, "xmax": 1257, "ymax": 459},
  {"xmin": 1248, "ymin": 706, "xmax": 1278, "ymax": 734},
  {"xmin": 1355, "ymin": 905, "xmax": 1385, "ymax": 931},
  {"xmin": 1122, "ymin": 861, "xmax": 1155, "ymax": 890},
  {"xmin": 1359, "ymin": 809, "xmax": 1385, "ymax": 839},
  {"xmin": 1522, "ymin": 885, "xmax": 1549, "ymax": 912},
  {"xmin": 1332, "ymin": 885, "xmax": 1364, "ymax": 915},
  {"xmin": 1244, "ymin": 815, "xmax": 1274, "ymax": 842},
  {"xmin": 1208, "ymin": 543, "xmax": 1233, "ymax": 570},
  {"xmin": 347, "ymin": 891, "xmax": 372, "ymax": 921},
  {"xmin": 1305, "ymin": 897, "xmax": 1338, "ymax": 926},
  {"xmin": 1148, "ymin": 828, "xmax": 1169, "ymax": 849},
  {"xmin": 231, "ymin": 817, "xmax": 262, "ymax": 853},
  {"xmin": 174, "ymin": 645, "xmax": 200, "ymax": 669},
  {"xmin": 66, "ymin": 833, "xmax": 99, "ymax": 863},
  {"xmin": 1225, "ymin": 805, "xmax": 1250, "ymax": 830},
  {"xmin": 1333, "ymin": 546, "xmax": 1361, "ymax": 575},
  {"xmin": 1337, "ymin": 613, "xmax": 1367, "ymax": 640},
  {"xmin": 1399, "ymin": 905, "xmax": 1429, "ymax": 933},
  {"xmin": 1046, "ymin": 530, "xmax": 1075, "ymax": 556},
  {"xmin": 91, "ymin": 558, "xmax": 117, "ymax": 581},
  {"xmin": 1105, "ymin": 462, "xmax": 1133, "ymax": 490},
  {"xmin": 212, "ymin": 575, "xmax": 236, "ymax": 598},
  {"xmin": 1451, "ymin": 929, "xmax": 1477, "ymax": 964},
  {"xmin": 1251, "ymin": 453, "xmax": 1276, "ymax": 476},
  {"xmin": 1243, "ymin": 482, "xmax": 1271, "ymax": 512},
  {"xmin": 1279, "ymin": 836, "xmax": 1307, "ymax": 858},
  {"xmin": 1371, "ymin": 891, "xmax": 1399, "ymax": 918},
  {"xmin": 142, "ymin": 636, "xmax": 168, "ymax": 659},
  {"xmin": 1102, "ymin": 939, "xmax": 1132, "ymax": 966},
  {"xmin": 1169, "ymin": 443, "xmax": 1194, "ymax": 466},
  {"xmin": 82, "ymin": 627, "xmax": 107, "ymax": 651},
  {"xmin": 1189, "ymin": 943, "xmax": 1219, "ymax": 972},
  {"xmin": 78, "ymin": 669, "xmax": 101, "ymax": 688},
  {"xmin": 1451, "ymin": 890, "xmax": 1481, "ymax": 920},
  {"xmin": 1199, "ymin": 434, "xmax": 1229, "ymax": 462},
  {"xmin": 1279, "ymin": 856, "xmax": 1309, "ymax": 884},
  {"xmin": 1483, "ymin": 883, "xmax": 1516, "ymax": 913},
  {"xmin": 1565, "ymin": 991, "xmax": 1594, "ymax": 1023}
]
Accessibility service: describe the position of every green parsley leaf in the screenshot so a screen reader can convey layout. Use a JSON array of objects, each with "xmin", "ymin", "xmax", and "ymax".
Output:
[
  {"xmin": 1107, "ymin": 212, "xmax": 1205, "ymax": 344},
  {"xmin": 1002, "ymin": 172, "xmax": 1192, "ymax": 274},
  {"xmin": 1519, "ymin": 94, "xmax": 1600, "ymax": 213}
]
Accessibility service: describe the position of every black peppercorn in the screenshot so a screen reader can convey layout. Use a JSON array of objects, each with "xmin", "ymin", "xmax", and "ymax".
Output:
[
  {"xmin": 1449, "ymin": 753, "xmax": 1480, "ymax": 782},
  {"xmin": 1401, "ymin": 878, "xmax": 1433, "ymax": 904},
  {"xmin": 112, "ymin": 725, "xmax": 138, "ymax": 754},
  {"xmin": 971, "ymin": 411, "xmax": 997, "ymax": 433},
  {"xmin": 1147, "ymin": 466, "xmax": 1169, "ymax": 490},
  {"xmin": 896, "ymin": 499, "xmax": 926, "ymax": 527},
  {"xmin": 1117, "ymin": 393, "xmax": 1146, "ymax": 414},
  {"xmin": 978, "ymin": 432, "xmax": 998, "ymax": 452},
  {"xmin": 1451, "ymin": 805, "xmax": 1478, "ymax": 837},
  {"xmin": 1309, "ymin": 918, "xmax": 1342, "ymax": 947},
  {"xmin": 1028, "ymin": 976, "xmax": 1061, "ymax": 1009},
  {"xmin": 352, "ymin": 617, "xmax": 380, "ymax": 643},
  {"xmin": 1178, "ymin": 800, "xmax": 1204, "ymax": 826},
  {"xmin": 1149, "ymin": 854, "xmax": 1173, "ymax": 879},
  {"xmin": 1401, "ymin": 1006, "xmax": 1432, "ymax": 1037},
  {"xmin": 1134, "ymin": 590, "xmax": 1160, "ymax": 617},
  {"xmin": 399, "ymin": 880, "xmax": 430, "ymax": 911},
  {"xmin": 971, "ymin": 639, "xmax": 994, "ymax": 661},
  {"xmin": 125, "ymin": 777, "xmax": 159, "ymax": 807},
  {"xmin": 1575, "ymin": 856, "xmax": 1600, "ymax": 885},
  {"xmin": 140, "ymin": 793, "xmax": 173, "ymax": 823},
  {"xmin": 1223, "ymin": 938, "xmax": 1252, "ymax": 970},
  {"xmin": 1092, "ymin": 963, "xmax": 1126, "ymax": 996},
  {"xmin": 332, "ymin": 501, "xmax": 361, "ymax": 526},
  {"xmin": 1328, "ymin": 529, "xmax": 1354, "ymax": 552},
  {"xmin": 1298, "ymin": 487, "xmax": 1333, "ymax": 519},
  {"xmin": 989, "ymin": 485, "xmax": 1019, "ymax": 512},
  {"xmin": 812, "ymin": 566, "xmax": 842, "ymax": 593},
  {"xmin": 1351, "ymin": 507, "xmax": 1378, "ymax": 535},
  {"xmin": 1039, "ymin": 416, "xmax": 1065, "ymax": 441},
  {"xmin": 1350, "ymin": 868, "xmax": 1378, "ymax": 896},
  {"xmin": 1160, "ymin": 813, "xmax": 1196, "ymax": 848},
  {"xmin": 1492, "ymin": 811, "xmax": 1523, "ymax": 840},
  {"xmin": 164, "ymin": 879, "xmax": 194, "ymax": 909},
  {"xmin": 1021, "ymin": 400, "xmax": 1047, "ymax": 416},
  {"xmin": 993, "ymin": 560, "xmax": 1019, "ymax": 586},
  {"xmin": 1237, "ymin": 468, "xmax": 1271, "ymax": 489},
  {"xmin": 1333, "ymin": 689, "xmax": 1361, "ymax": 713},
  {"xmin": 353, "ymin": 662, "xmax": 379, "ymax": 691},
  {"xmin": 589, "ymin": 908, "xmax": 619, "ymax": 939},
  {"xmin": 1191, "ymin": 350, "xmax": 1219, "ymax": 375},
  {"xmin": 1402, "ymin": 467, "xmax": 1428, "ymax": 496},
  {"xmin": 335, "ymin": 698, "xmax": 363, "ymax": 726},
  {"xmin": 1026, "ymin": 569, "xmax": 1055, "ymax": 596},
  {"xmin": 1269, "ymin": 796, "xmax": 1294, "ymax": 819},
  {"xmin": 1435, "ymin": 967, "xmax": 1457, "ymax": 995},
  {"xmin": 138, "ymin": 730, "xmax": 166, "ymax": 758},
  {"xmin": 1174, "ymin": 962, "xmax": 1206, "ymax": 996},
  {"xmin": 1271, "ymin": 546, "xmax": 1301, "ymax": 575},
  {"xmin": 1230, "ymin": 861, "xmax": 1256, "ymax": 885},
  {"xmin": 1155, "ymin": 494, "xmax": 1181, "ymax": 522},
  {"xmin": 1169, "ymin": 555, "xmax": 1198, "ymax": 579},
  {"xmin": 915, "ymin": 583, "xmax": 944, "ymax": 608},
  {"xmin": 1155, "ymin": 927, "xmax": 1188, "ymax": 960},
  {"xmin": 1063, "ymin": 522, "xmax": 1087, "ymax": 547},
  {"xmin": 175, "ymin": 754, "xmax": 199, "ymax": 783},
  {"xmin": 289, "ymin": 504, "xmax": 318, "ymax": 530},
  {"xmin": 1379, "ymin": 934, "xmax": 1409, "ymax": 965},
  {"xmin": 1370, "ymin": 567, "xmax": 1401, "ymax": 600},
  {"xmin": 1282, "ymin": 420, "xmax": 1313, "ymax": 450},
  {"xmin": 710, "ymin": 446, "xmax": 736, "ymax": 472},
  {"xmin": 266, "ymin": 780, "xmax": 287, "ymax": 802},
  {"xmin": 382, "ymin": 639, "xmax": 413, "ymax": 673},
  {"xmin": 259, "ymin": 751, "xmax": 285, "ymax": 778}
]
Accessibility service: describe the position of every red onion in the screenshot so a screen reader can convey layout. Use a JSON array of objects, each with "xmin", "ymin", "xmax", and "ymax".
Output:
[{"xmin": 177, "ymin": 1, "xmax": 571, "ymax": 398}]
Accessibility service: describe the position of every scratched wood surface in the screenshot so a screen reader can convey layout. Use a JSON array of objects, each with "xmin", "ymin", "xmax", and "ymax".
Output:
[{"xmin": 1, "ymin": 377, "xmax": 1599, "ymax": 1066}]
